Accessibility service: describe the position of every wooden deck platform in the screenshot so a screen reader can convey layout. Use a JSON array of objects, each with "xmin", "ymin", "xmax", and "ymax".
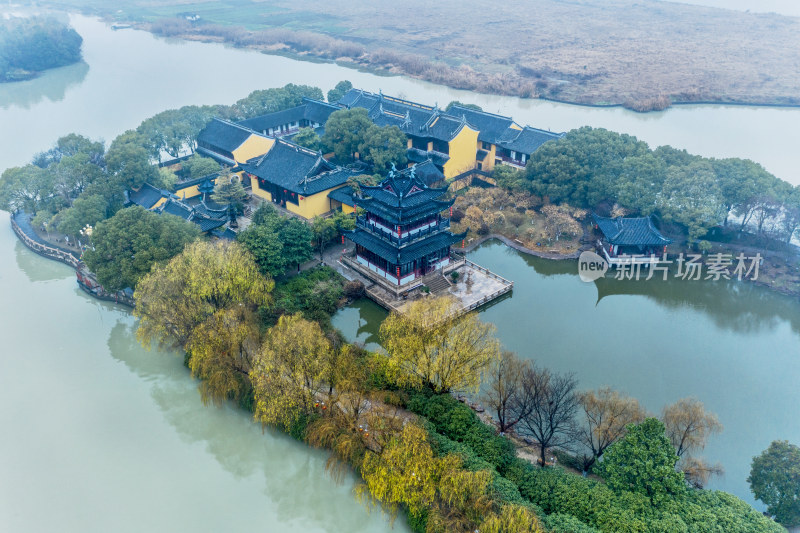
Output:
[{"xmin": 338, "ymin": 253, "xmax": 513, "ymax": 317}]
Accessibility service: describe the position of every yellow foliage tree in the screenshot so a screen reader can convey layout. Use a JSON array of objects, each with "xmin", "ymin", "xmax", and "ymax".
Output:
[
  {"xmin": 479, "ymin": 504, "xmax": 544, "ymax": 533},
  {"xmin": 305, "ymin": 345, "xmax": 380, "ymax": 478},
  {"xmin": 576, "ymin": 387, "xmax": 647, "ymax": 471},
  {"xmin": 379, "ymin": 296, "xmax": 500, "ymax": 393},
  {"xmin": 427, "ymin": 468, "xmax": 493, "ymax": 532},
  {"xmin": 184, "ymin": 306, "xmax": 261, "ymax": 407},
  {"xmin": 662, "ymin": 397, "xmax": 724, "ymax": 487},
  {"xmin": 661, "ymin": 397, "xmax": 723, "ymax": 458},
  {"xmin": 358, "ymin": 423, "xmax": 460, "ymax": 520},
  {"xmin": 251, "ymin": 313, "xmax": 332, "ymax": 431},
  {"xmin": 134, "ymin": 240, "xmax": 273, "ymax": 348}
]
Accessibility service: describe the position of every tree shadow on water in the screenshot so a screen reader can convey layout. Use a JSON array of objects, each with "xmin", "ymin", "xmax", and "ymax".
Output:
[
  {"xmin": 0, "ymin": 61, "xmax": 89, "ymax": 110},
  {"xmin": 104, "ymin": 320, "xmax": 401, "ymax": 532}
]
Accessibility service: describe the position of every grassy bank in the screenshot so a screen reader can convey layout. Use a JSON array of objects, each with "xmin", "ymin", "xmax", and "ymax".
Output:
[{"xmin": 43, "ymin": 0, "xmax": 800, "ymax": 110}]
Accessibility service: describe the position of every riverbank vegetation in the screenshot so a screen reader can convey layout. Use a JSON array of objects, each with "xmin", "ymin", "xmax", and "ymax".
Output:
[
  {"xmin": 129, "ymin": 238, "xmax": 782, "ymax": 532},
  {"xmin": 450, "ymin": 187, "xmax": 586, "ymax": 255},
  {"xmin": 496, "ymin": 126, "xmax": 800, "ymax": 244},
  {"xmin": 0, "ymin": 16, "xmax": 83, "ymax": 82},
  {"xmin": 487, "ymin": 126, "xmax": 800, "ymax": 292},
  {"xmin": 44, "ymin": 0, "xmax": 800, "ymax": 110}
]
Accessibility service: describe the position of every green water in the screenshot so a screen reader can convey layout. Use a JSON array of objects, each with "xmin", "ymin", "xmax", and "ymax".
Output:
[
  {"xmin": 332, "ymin": 240, "xmax": 800, "ymax": 508},
  {"xmin": 0, "ymin": 212, "xmax": 402, "ymax": 532}
]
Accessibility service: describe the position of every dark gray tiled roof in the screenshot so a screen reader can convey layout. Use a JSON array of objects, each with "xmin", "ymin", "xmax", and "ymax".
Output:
[
  {"xmin": 194, "ymin": 216, "xmax": 227, "ymax": 232},
  {"xmin": 240, "ymin": 139, "xmax": 358, "ymax": 196},
  {"xmin": 211, "ymin": 228, "xmax": 237, "ymax": 240},
  {"xmin": 359, "ymin": 167, "xmax": 448, "ymax": 208},
  {"xmin": 339, "ymin": 89, "xmax": 475, "ymax": 142},
  {"xmin": 174, "ymin": 172, "xmax": 221, "ymax": 191},
  {"xmin": 448, "ymin": 105, "xmax": 515, "ymax": 144},
  {"xmin": 160, "ymin": 199, "xmax": 193, "ymax": 220},
  {"xmin": 158, "ymin": 198, "xmax": 227, "ymax": 233},
  {"xmin": 328, "ymin": 185, "xmax": 355, "ymax": 207},
  {"xmin": 412, "ymin": 161, "xmax": 445, "ymax": 187},
  {"xmin": 497, "ymin": 126, "xmax": 563, "ymax": 155},
  {"xmin": 346, "ymin": 228, "xmax": 465, "ymax": 265},
  {"xmin": 196, "ymin": 118, "xmax": 255, "ymax": 154},
  {"xmin": 354, "ymin": 165, "xmax": 452, "ymax": 224},
  {"xmin": 239, "ymin": 105, "xmax": 306, "ymax": 132},
  {"xmin": 355, "ymin": 197, "xmax": 453, "ymax": 225},
  {"xmin": 238, "ymin": 98, "xmax": 340, "ymax": 133},
  {"xmin": 592, "ymin": 214, "xmax": 672, "ymax": 246},
  {"xmin": 127, "ymin": 183, "xmax": 168, "ymax": 209},
  {"xmin": 304, "ymin": 98, "xmax": 341, "ymax": 123}
]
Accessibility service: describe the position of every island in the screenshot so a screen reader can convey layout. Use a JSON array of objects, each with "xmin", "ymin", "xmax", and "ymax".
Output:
[
  {"xmin": 0, "ymin": 16, "xmax": 83, "ymax": 82},
  {"xmin": 2, "ymin": 81, "xmax": 797, "ymax": 533}
]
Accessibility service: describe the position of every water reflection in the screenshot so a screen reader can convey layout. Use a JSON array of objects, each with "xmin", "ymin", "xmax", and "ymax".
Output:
[
  {"xmin": 473, "ymin": 239, "xmax": 800, "ymax": 336},
  {"xmin": 0, "ymin": 61, "xmax": 89, "ymax": 110},
  {"xmin": 331, "ymin": 298, "xmax": 385, "ymax": 349},
  {"xmin": 593, "ymin": 275, "xmax": 799, "ymax": 336},
  {"xmin": 13, "ymin": 240, "xmax": 73, "ymax": 282},
  {"xmin": 104, "ymin": 320, "xmax": 403, "ymax": 532}
]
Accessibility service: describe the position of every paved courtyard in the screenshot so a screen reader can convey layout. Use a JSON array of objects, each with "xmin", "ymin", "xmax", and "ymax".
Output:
[{"xmin": 393, "ymin": 262, "xmax": 513, "ymax": 315}]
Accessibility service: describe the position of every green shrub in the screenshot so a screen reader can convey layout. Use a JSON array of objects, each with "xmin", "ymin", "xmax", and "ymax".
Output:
[
  {"xmin": 407, "ymin": 392, "xmax": 782, "ymax": 533},
  {"xmin": 407, "ymin": 392, "xmax": 517, "ymax": 472},
  {"xmin": 264, "ymin": 266, "xmax": 345, "ymax": 326},
  {"xmin": 544, "ymin": 513, "xmax": 600, "ymax": 533}
]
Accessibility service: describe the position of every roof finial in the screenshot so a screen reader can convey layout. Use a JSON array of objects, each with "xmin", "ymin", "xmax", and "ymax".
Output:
[
  {"xmin": 409, "ymin": 165, "xmax": 416, "ymax": 179},
  {"xmin": 389, "ymin": 162, "xmax": 396, "ymax": 178},
  {"xmin": 402, "ymin": 110, "xmax": 411, "ymax": 128}
]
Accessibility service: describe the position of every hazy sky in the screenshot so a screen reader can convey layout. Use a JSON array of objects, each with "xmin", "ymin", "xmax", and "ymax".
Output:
[{"xmin": 664, "ymin": 0, "xmax": 800, "ymax": 17}]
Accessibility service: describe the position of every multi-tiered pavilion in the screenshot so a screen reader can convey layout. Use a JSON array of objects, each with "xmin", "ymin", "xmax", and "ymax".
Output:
[
  {"xmin": 345, "ymin": 166, "xmax": 466, "ymax": 287},
  {"xmin": 340, "ymin": 165, "xmax": 513, "ymax": 314}
]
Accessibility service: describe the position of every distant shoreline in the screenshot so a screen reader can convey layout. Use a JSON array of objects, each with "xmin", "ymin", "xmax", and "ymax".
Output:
[{"xmin": 140, "ymin": 24, "xmax": 800, "ymax": 113}]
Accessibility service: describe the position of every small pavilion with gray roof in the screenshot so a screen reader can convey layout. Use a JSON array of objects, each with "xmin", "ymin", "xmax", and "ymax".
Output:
[{"xmin": 592, "ymin": 213, "xmax": 672, "ymax": 263}]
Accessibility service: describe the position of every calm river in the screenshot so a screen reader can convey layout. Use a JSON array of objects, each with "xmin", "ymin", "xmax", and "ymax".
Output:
[
  {"xmin": 0, "ymin": 9, "xmax": 797, "ymax": 524},
  {"xmin": 0, "ymin": 211, "xmax": 402, "ymax": 532},
  {"xmin": 333, "ymin": 241, "xmax": 800, "ymax": 508}
]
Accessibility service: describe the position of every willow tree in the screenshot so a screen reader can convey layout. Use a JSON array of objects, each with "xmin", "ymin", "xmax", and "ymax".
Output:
[
  {"xmin": 661, "ymin": 398, "xmax": 723, "ymax": 458},
  {"xmin": 134, "ymin": 240, "xmax": 273, "ymax": 349},
  {"xmin": 662, "ymin": 397, "xmax": 723, "ymax": 488},
  {"xmin": 185, "ymin": 306, "xmax": 262, "ymax": 407},
  {"xmin": 575, "ymin": 387, "xmax": 647, "ymax": 472},
  {"xmin": 479, "ymin": 505, "xmax": 544, "ymax": 533},
  {"xmin": 250, "ymin": 313, "xmax": 332, "ymax": 431},
  {"xmin": 358, "ymin": 423, "xmax": 461, "ymax": 521},
  {"xmin": 379, "ymin": 296, "xmax": 500, "ymax": 393}
]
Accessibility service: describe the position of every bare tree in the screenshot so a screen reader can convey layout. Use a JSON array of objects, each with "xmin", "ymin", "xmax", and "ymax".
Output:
[
  {"xmin": 514, "ymin": 365, "xmax": 579, "ymax": 466},
  {"xmin": 575, "ymin": 387, "xmax": 646, "ymax": 472},
  {"xmin": 661, "ymin": 397, "xmax": 723, "ymax": 458},
  {"xmin": 482, "ymin": 351, "xmax": 526, "ymax": 433},
  {"xmin": 681, "ymin": 456, "xmax": 724, "ymax": 489}
]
